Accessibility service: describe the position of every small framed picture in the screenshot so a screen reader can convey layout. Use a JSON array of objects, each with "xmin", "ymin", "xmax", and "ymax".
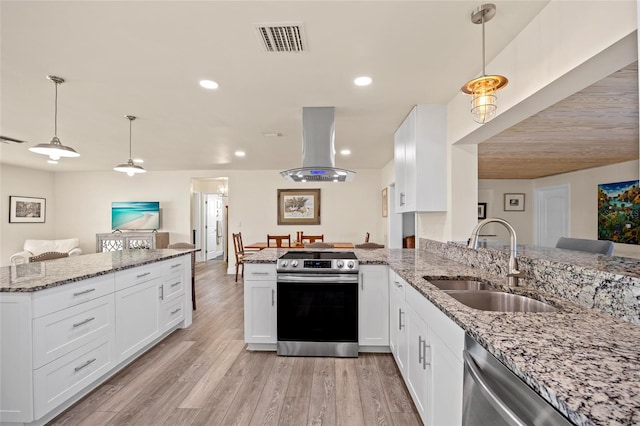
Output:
[
  {"xmin": 382, "ymin": 187, "xmax": 388, "ymax": 217},
  {"xmin": 477, "ymin": 202, "xmax": 487, "ymax": 219},
  {"xmin": 504, "ymin": 193, "xmax": 525, "ymax": 212},
  {"xmin": 9, "ymin": 196, "xmax": 46, "ymax": 223}
]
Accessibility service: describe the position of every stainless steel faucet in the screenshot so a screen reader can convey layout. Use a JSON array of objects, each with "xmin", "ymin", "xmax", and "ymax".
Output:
[{"xmin": 467, "ymin": 217, "xmax": 525, "ymax": 287}]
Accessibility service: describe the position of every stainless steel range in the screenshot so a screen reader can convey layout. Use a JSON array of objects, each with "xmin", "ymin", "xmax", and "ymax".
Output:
[{"xmin": 277, "ymin": 251, "xmax": 359, "ymax": 357}]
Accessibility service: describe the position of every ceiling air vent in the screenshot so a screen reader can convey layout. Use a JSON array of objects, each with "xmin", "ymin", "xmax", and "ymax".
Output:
[{"xmin": 255, "ymin": 23, "xmax": 306, "ymax": 53}]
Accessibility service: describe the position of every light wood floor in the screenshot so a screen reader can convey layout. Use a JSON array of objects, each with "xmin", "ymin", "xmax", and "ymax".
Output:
[{"xmin": 51, "ymin": 261, "xmax": 420, "ymax": 426}]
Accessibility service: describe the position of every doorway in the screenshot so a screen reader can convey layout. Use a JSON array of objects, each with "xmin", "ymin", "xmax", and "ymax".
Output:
[
  {"xmin": 204, "ymin": 193, "xmax": 226, "ymax": 261},
  {"xmin": 534, "ymin": 184, "xmax": 570, "ymax": 247}
]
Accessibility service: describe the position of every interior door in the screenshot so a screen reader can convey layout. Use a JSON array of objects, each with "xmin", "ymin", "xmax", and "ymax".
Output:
[
  {"xmin": 534, "ymin": 185, "xmax": 570, "ymax": 247},
  {"xmin": 205, "ymin": 193, "xmax": 217, "ymax": 260}
]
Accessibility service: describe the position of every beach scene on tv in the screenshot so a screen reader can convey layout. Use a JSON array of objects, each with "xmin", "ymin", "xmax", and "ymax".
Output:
[{"xmin": 112, "ymin": 201, "xmax": 160, "ymax": 230}]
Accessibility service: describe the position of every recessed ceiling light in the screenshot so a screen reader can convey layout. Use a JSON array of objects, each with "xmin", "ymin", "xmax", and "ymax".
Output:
[
  {"xmin": 133, "ymin": 158, "xmax": 144, "ymax": 164},
  {"xmin": 235, "ymin": 150, "xmax": 246, "ymax": 157},
  {"xmin": 199, "ymin": 80, "xmax": 219, "ymax": 89},
  {"xmin": 340, "ymin": 149, "xmax": 351, "ymax": 156},
  {"xmin": 47, "ymin": 159, "xmax": 58, "ymax": 164},
  {"xmin": 354, "ymin": 76, "xmax": 372, "ymax": 86}
]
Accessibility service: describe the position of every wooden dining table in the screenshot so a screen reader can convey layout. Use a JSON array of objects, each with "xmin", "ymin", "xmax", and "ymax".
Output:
[{"xmin": 244, "ymin": 242, "xmax": 355, "ymax": 250}]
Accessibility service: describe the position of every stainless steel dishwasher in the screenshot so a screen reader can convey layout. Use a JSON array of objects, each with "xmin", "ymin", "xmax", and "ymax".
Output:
[{"xmin": 463, "ymin": 334, "xmax": 572, "ymax": 426}]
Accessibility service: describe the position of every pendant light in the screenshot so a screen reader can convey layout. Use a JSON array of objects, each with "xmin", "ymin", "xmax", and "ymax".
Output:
[
  {"xmin": 114, "ymin": 115, "xmax": 146, "ymax": 176},
  {"xmin": 460, "ymin": 4, "xmax": 508, "ymax": 124},
  {"xmin": 29, "ymin": 75, "xmax": 80, "ymax": 160}
]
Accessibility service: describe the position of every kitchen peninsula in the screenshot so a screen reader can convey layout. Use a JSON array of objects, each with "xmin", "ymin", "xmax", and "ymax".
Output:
[
  {"xmin": 0, "ymin": 249, "xmax": 193, "ymax": 425},
  {"xmin": 245, "ymin": 241, "xmax": 640, "ymax": 426}
]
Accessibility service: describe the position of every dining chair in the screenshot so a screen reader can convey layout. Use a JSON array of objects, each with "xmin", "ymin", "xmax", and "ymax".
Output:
[
  {"xmin": 267, "ymin": 234, "xmax": 291, "ymax": 248},
  {"xmin": 555, "ymin": 237, "xmax": 614, "ymax": 256},
  {"xmin": 365, "ymin": 232, "xmax": 370, "ymax": 243},
  {"xmin": 355, "ymin": 242, "xmax": 385, "ymax": 249},
  {"xmin": 232, "ymin": 232, "xmax": 247, "ymax": 282},
  {"xmin": 28, "ymin": 251, "xmax": 69, "ymax": 262},
  {"xmin": 167, "ymin": 242, "xmax": 197, "ymax": 310},
  {"xmin": 300, "ymin": 233, "xmax": 324, "ymax": 243},
  {"xmin": 304, "ymin": 242, "xmax": 334, "ymax": 248}
]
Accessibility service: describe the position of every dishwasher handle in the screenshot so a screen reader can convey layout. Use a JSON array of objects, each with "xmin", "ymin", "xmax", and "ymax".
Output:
[{"xmin": 463, "ymin": 351, "xmax": 527, "ymax": 426}]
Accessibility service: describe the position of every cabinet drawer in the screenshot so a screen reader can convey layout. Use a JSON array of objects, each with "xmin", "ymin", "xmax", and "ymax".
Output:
[
  {"xmin": 244, "ymin": 264, "xmax": 276, "ymax": 281},
  {"xmin": 33, "ymin": 294, "xmax": 114, "ymax": 369},
  {"xmin": 115, "ymin": 263, "xmax": 162, "ymax": 292},
  {"xmin": 32, "ymin": 274, "xmax": 115, "ymax": 318},
  {"xmin": 161, "ymin": 297, "xmax": 184, "ymax": 332},
  {"xmin": 162, "ymin": 271, "xmax": 184, "ymax": 302},
  {"xmin": 33, "ymin": 336, "xmax": 113, "ymax": 420},
  {"xmin": 163, "ymin": 256, "xmax": 186, "ymax": 275}
]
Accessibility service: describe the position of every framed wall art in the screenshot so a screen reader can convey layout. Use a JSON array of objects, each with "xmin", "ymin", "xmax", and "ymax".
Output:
[
  {"xmin": 598, "ymin": 180, "xmax": 640, "ymax": 244},
  {"xmin": 9, "ymin": 196, "xmax": 46, "ymax": 223},
  {"xmin": 504, "ymin": 193, "xmax": 525, "ymax": 212},
  {"xmin": 277, "ymin": 188, "xmax": 321, "ymax": 225},
  {"xmin": 382, "ymin": 187, "xmax": 388, "ymax": 217},
  {"xmin": 478, "ymin": 202, "xmax": 487, "ymax": 219}
]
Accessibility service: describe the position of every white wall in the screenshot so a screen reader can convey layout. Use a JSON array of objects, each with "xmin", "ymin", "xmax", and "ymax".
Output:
[
  {"xmin": 535, "ymin": 160, "xmax": 640, "ymax": 258},
  {"xmin": 1, "ymin": 166, "xmax": 382, "ymax": 266},
  {"xmin": 479, "ymin": 160, "xmax": 640, "ymax": 258},
  {"xmin": 478, "ymin": 180, "xmax": 534, "ymax": 244},
  {"xmin": 1, "ymin": 164, "xmax": 57, "ymax": 265}
]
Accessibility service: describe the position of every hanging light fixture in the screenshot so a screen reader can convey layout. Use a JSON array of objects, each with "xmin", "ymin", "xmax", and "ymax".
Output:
[
  {"xmin": 460, "ymin": 4, "xmax": 508, "ymax": 124},
  {"xmin": 29, "ymin": 75, "xmax": 80, "ymax": 160},
  {"xmin": 114, "ymin": 115, "xmax": 146, "ymax": 176}
]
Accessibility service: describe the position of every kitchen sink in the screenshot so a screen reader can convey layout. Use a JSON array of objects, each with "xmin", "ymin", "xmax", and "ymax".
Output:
[
  {"xmin": 426, "ymin": 279, "xmax": 494, "ymax": 291},
  {"xmin": 445, "ymin": 291, "xmax": 557, "ymax": 313}
]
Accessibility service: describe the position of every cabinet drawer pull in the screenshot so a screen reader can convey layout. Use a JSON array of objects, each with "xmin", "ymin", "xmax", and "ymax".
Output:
[
  {"xmin": 399, "ymin": 309, "xmax": 405, "ymax": 330},
  {"xmin": 423, "ymin": 344, "xmax": 431, "ymax": 370},
  {"xmin": 170, "ymin": 281, "xmax": 181, "ymax": 287},
  {"xmin": 171, "ymin": 263, "xmax": 181, "ymax": 268},
  {"xmin": 171, "ymin": 308, "xmax": 182, "ymax": 315},
  {"xmin": 400, "ymin": 192, "xmax": 406, "ymax": 206},
  {"xmin": 74, "ymin": 358, "xmax": 97, "ymax": 372},
  {"xmin": 252, "ymin": 272, "xmax": 269, "ymax": 276},
  {"xmin": 418, "ymin": 335, "xmax": 424, "ymax": 365},
  {"xmin": 72, "ymin": 317, "xmax": 96, "ymax": 328},
  {"xmin": 272, "ymin": 289, "xmax": 275, "ymax": 306},
  {"xmin": 160, "ymin": 285, "xmax": 164, "ymax": 300},
  {"xmin": 394, "ymin": 280, "xmax": 403, "ymax": 288},
  {"xmin": 73, "ymin": 288, "xmax": 96, "ymax": 297},
  {"xmin": 136, "ymin": 272, "xmax": 151, "ymax": 278}
]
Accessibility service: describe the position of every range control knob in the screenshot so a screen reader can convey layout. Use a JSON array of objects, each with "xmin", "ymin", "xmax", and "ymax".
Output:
[
  {"xmin": 280, "ymin": 260, "xmax": 288, "ymax": 268},
  {"xmin": 291, "ymin": 260, "xmax": 299, "ymax": 267},
  {"xmin": 336, "ymin": 260, "xmax": 344, "ymax": 268},
  {"xmin": 347, "ymin": 261, "xmax": 355, "ymax": 269}
]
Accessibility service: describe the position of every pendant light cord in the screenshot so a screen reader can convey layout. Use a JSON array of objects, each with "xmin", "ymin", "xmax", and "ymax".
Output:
[
  {"xmin": 53, "ymin": 81, "xmax": 58, "ymax": 137},
  {"xmin": 129, "ymin": 118, "xmax": 133, "ymax": 159},
  {"xmin": 481, "ymin": 11, "xmax": 486, "ymax": 77}
]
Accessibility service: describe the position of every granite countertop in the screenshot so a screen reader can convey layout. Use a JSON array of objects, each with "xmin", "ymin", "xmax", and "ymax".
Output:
[
  {"xmin": 0, "ymin": 249, "xmax": 194, "ymax": 292},
  {"xmin": 246, "ymin": 248, "xmax": 640, "ymax": 426}
]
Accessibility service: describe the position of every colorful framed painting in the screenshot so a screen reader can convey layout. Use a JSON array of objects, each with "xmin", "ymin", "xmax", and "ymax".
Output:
[
  {"xmin": 9, "ymin": 196, "xmax": 46, "ymax": 223},
  {"xmin": 598, "ymin": 180, "xmax": 640, "ymax": 244},
  {"xmin": 277, "ymin": 188, "xmax": 321, "ymax": 225}
]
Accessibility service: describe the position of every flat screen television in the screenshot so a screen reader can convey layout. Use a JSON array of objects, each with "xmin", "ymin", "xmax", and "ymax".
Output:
[{"xmin": 112, "ymin": 201, "xmax": 160, "ymax": 231}]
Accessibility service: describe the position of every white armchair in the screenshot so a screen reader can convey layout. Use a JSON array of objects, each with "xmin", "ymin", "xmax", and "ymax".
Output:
[{"xmin": 10, "ymin": 238, "xmax": 82, "ymax": 265}]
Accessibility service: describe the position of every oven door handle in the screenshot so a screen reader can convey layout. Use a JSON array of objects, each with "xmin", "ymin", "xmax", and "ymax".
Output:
[{"xmin": 277, "ymin": 274, "xmax": 359, "ymax": 283}]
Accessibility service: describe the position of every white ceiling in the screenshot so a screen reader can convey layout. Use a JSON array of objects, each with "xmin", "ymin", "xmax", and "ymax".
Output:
[{"xmin": 0, "ymin": 1, "xmax": 549, "ymax": 173}]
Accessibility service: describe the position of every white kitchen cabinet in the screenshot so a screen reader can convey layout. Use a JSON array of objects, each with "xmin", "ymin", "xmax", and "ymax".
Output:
[
  {"xmin": 389, "ymin": 270, "xmax": 408, "ymax": 376},
  {"xmin": 394, "ymin": 104, "xmax": 447, "ymax": 213},
  {"xmin": 358, "ymin": 265, "xmax": 389, "ymax": 348},
  {"xmin": 244, "ymin": 264, "xmax": 277, "ymax": 348},
  {"xmin": 406, "ymin": 303, "xmax": 432, "ymax": 423},
  {"xmin": 115, "ymin": 278, "xmax": 161, "ymax": 362}
]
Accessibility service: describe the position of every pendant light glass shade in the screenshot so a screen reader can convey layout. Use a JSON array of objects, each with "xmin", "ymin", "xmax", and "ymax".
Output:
[
  {"xmin": 114, "ymin": 115, "xmax": 146, "ymax": 176},
  {"xmin": 460, "ymin": 4, "xmax": 508, "ymax": 124},
  {"xmin": 29, "ymin": 75, "xmax": 80, "ymax": 159}
]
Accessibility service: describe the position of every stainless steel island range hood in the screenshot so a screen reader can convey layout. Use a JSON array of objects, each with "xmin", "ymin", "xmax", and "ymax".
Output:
[{"xmin": 281, "ymin": 107, "xmax": 356, "ymax": 182}]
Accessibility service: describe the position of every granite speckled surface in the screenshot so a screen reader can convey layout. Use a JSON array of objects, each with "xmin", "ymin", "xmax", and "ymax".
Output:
[
  {"xmin": 0, "ymin": 249, "xmax": 193, "ymax": 292},
  {"xmin": 245, "ymin": 246, "xmax": 640, "ymax": 426}
]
